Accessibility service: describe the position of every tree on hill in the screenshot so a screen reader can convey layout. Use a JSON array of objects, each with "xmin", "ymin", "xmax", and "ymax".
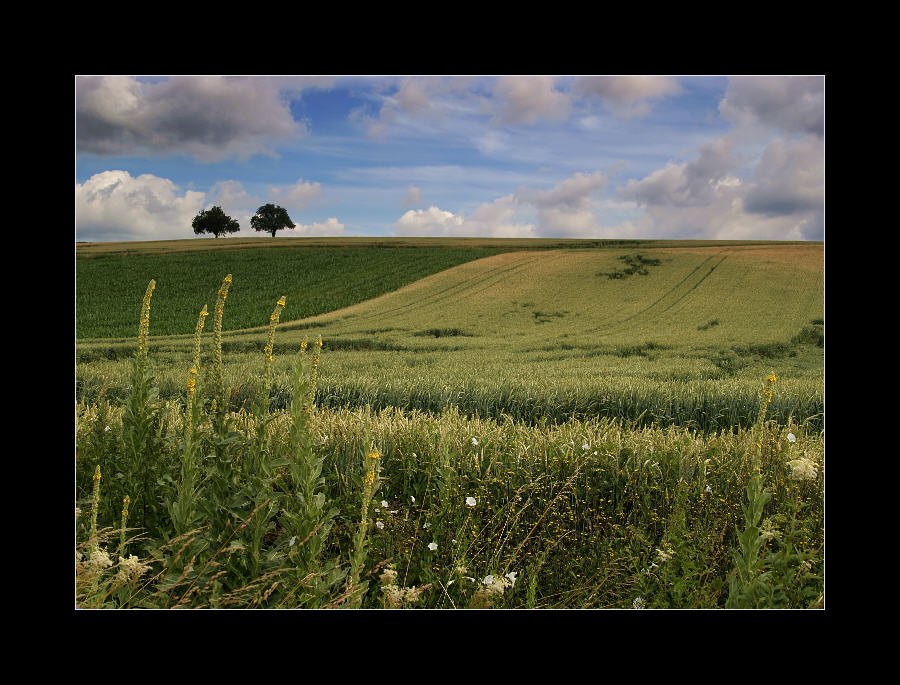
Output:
[
  {"xmin": 251, "ymin": 203, "xmax": 296, "ymax": 237},
  {"xmin": 192, "ymin": 206, "xmax": 240, "ymax": 238}
]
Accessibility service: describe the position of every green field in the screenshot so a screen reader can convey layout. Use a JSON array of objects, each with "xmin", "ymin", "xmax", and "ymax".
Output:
[
  {"xmin": 74, "ymin": 237, "xmax": 824, "ymax": 609},
  {"xmin": 76, "ymin": 239, "xmax": 824, "ymax": 432}
]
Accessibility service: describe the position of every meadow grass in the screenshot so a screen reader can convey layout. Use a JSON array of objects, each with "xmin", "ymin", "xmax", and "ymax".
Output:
[{"xmin": 74, "ymin": 263, "xmax": 824, "ymax": 608}]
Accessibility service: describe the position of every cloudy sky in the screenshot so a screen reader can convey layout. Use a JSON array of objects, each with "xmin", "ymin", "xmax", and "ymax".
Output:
[{"xmin": 75, "ymin": 75, "xmax": 824, "ymax": 243}]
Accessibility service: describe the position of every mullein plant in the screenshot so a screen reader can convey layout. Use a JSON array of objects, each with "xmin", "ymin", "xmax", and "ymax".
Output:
[
  {"xmin": 167, "ymin": 304, "xmax": 208, "ymax": 538},
  {"xmin": 121, "ymin": 280, "xmax": 164, "ymax": 535},
  {"xmin": 277, "ymin": 338, "xmax": 345, "ymax": 607},
  {"xmin": 343, "ymin": 438, "xmax": 382, "ymax": 608},
  {"xmin": 726, "ymin": 373, "xmax": 778, "ymax": 608},
  {"xmin": 239, "ymin": 296, "xmax": 288, "ymax": 581}
]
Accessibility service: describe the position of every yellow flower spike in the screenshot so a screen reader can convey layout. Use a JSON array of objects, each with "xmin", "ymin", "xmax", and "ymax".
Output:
[{"xmin": 766, "ymin": 374, "xmax": 777, "ymax": 383}]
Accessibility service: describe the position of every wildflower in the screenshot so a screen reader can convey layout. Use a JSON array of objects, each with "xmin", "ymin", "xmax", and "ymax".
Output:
[
  {"xmin": 582, "ymin": 443, "xmax": 591, "ymax": 451},
  {"xmin": 410, "ymin": 495, "xmax": 416, "ymax": 504},
  {"xmin": 428, "ymin": 542, "xmax": 438, "ymax": 551},
  {"xmin": 379, "ymin": 568, "xmax": 398, "ymax": 585},
  {"xmin": 104, "ymin": 425, "xmax": 110, "ymax": 432},
  {"xmin": 656, "ymin": 547, "xmax": 675, "ymax": 563},
  {"xmin": 289, "ymin": 536, "xmax": 297, "ymax": 547},
  {"xmin": 633, "ymin": 597, "xmax": 647, "ymax": 610},
  {"xmin": 787, "ymin": 433, "xmax": 797, "ymax": 443},
  {"xmin": 115, "ymin": 554, "xmax": 150, "ymax": 584},
  {"xmin": 504, "ymin": 571, "xmax": 517, "ymax": 587},
  {"xmin": 369, "ymin": 450, "xmax": 381, "ymax": 460},
  {"xmin": 412, "ymin": 452, "xmax": 417, "ymax": 458},
  {"xmin": 423, "ymin": 522, "xmax": 431, "ymax": 529},
  {"xmin": 376, "ymin": 521, "xmax": 385, "ymax": 530},
  {"xmin": 381, "ymin": 500, "xmax": 389, "ymax": 508},
  {"xmin": 759, "ymin": 518, "xmax": 778, "ymax": 542},
  {"xmin": 787, "ymin": 457, "xmax": 818, "ymax": 481},
  {"xmin": 483, "ymin": 575, "xmax": 494, "ymax": 585},
  {"xmin": 705, "ymin": 485, "xmax": 713, "ymax": 493},
  {"xmin": 87, "ymin": 547, "xmax": 113, "ymax": 571},
  {"xmin": 471, "ymin": 437, "xmax": 479, "ymax": 447},
  {"xmin": 466, "ymin": 496, "xmax": 477, "ymax": 507}
]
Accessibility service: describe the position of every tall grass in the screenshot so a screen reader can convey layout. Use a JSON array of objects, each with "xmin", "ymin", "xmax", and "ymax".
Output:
[{"xmin": 75, "ymin": 275, "xmax": 824, "ymax": 608}]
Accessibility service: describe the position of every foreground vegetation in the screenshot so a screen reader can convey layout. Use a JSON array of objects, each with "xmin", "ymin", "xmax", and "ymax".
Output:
[{"xmin": 74, "ymin": 269, "xmax": 824, "ymax": 609}]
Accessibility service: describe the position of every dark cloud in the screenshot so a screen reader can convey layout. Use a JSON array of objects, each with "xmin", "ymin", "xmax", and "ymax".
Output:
[
  {"xmin": 76, "ymin": 76, "xmax": 307, "ymax": 161},
  {"xmin": 719, "ymin": 75, "xmax": 824, "ymax": 138}
]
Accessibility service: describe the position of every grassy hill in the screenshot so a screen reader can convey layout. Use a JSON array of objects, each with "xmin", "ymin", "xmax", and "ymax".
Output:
[{"xmin": 75, "ymin": 238, "xmax": 824, "ymax": 431}]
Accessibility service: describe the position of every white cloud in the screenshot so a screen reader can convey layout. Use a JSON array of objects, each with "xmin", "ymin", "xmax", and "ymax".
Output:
[
  {"xmin": 76, "ymin": 170, "xmax": 206, "ymax": 242},
  {"xmin": 293, "ymin": 217, "xmax": 345, "ymax": 236},
  {"xmin": 269, "ymin": 178, "xmax": 323, "ymax": 210},
  {"xmin": 206, "ymin": 180, "xmax": 260, "ymax": 215},
  {"xmin": 491, "ymin": 76, "xmax": 570, "ymax": 125},
  {"xmin": 615, "ymin": 134, "xmax": 823, "ymax": 241},
  {"xmin": 76, "ymin": 76, "xmax": 307, "ymax": 161},
  {"xmin": 394, "ymin": 196, "xmax": 536, "ymax": 237},
  {"xmin": 573, "ymin": 75, "xmax": 682, "ymax": 118}
]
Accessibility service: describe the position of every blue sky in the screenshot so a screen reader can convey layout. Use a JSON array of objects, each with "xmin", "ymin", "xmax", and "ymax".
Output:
[{"xmin": 75, "ymin": 75, "xmax": 824, "ymax": 242}]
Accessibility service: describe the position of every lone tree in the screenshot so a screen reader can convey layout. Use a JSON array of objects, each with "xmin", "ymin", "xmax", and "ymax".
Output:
[
  {"xmin": 192, "ymin": 206, "xmax": 240, "ymax": 238},
  {"xmin": 251, "ymin": 203, "xmax": 295, "ymax": 237}
]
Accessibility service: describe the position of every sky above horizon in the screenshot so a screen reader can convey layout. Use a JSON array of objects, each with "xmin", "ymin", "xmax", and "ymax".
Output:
[{"xmin": 75, "ymin": 75, "xmax": 824, "ymax": 243}]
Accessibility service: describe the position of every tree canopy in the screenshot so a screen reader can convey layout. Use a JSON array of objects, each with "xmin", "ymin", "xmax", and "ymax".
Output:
[
  {"xmin": 192, "ymin": 206, "xmax": 240, "ymax": 238},
  {"xmin": 251, "ymin": 204, "xmax": 295, "ymax": 237}
]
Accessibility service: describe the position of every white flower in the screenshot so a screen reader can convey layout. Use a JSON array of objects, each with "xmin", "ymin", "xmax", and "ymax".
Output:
[
  {"xmin": 410, "ymin": 495, "xmax": 416, "ymax": 504},
  {"xmin": 380, "ymin": 500, "xmax": 388, "ymax": 508},
  {"xmin": 788, "ymin": 457, "xmax": 818, "ymax": 481},
  {"xmin": 466, "ymin": 496, "xmax": 477, "ymax": 507},
  {"xmin": 705, "ymin": 485, "xmax": 712, "ymax": 493},
  {"xmin": 633, "ymin": 597, "xmax": 646, "ymax": 609},
  {"xmin": 87, "ymin": 548, "xmax": 113, "ymax": 570},
  {"xmin": 787, "ymin": 433, "xmax": 797, "ymax": 443},
  {"xmin": 447, "ymin": 579, "xmax": 454, "ymax": 586},
  {"xmin": 471, "ymin": 437, "xmax": 479, "ymax": 446},
  {"xmin": 483, "ymin": 575, "xmax": 494, "ymax": 585},
  {"xmin": 428, "ymin": 542, "xmax": 438, "ymax": 551},
  {"xmin": 375, "ymin": 521, "xmax": 384, "ymax": 529},
  {"xmin": 656, "ymin": 547, "xmax": 675, "ymax": 563},
  {"xmin": 582, "ymin": 443, "xmax": 591, "ymax": 451},
  {"xmin": 412, "ymin": 452, "xmax": 417, "ymax": 458},
  {"xmin": 104, "ymin": 425, "xmax": 110, "ymax": 432},
  {"xmin": 505, "ymin": 571, "xmax": 517, "ymax": 586},
  {"xmin": 423, "ymin": 522, "xmax": 431, "ymax": 529},
  {"xmin": 289, "ymin": 535, "xmax": 297, "ymax": 547}
]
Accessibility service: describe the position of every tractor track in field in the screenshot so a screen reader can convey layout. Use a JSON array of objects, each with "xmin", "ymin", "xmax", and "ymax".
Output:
[
  {"xmin": 324, "ymin": 251, "xmax": 561, "ymax": 328},
  {"xmin": 593, "ymin": 252, "xmax": 729, "ymax": 337}
]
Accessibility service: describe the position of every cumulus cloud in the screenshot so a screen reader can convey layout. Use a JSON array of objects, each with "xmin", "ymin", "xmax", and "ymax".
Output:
[
  {"xmin": 76, "ymin": 170, "xmax": 206, "ymax": 242},
  {"xmin": 394, "ymin": 195, "xmax": 536, "ymax": 237},
  {"xmin": 618, "ymin": 138, "xmax": 740, "ymax": 208},
  {"xmin": 615, "ymin": 135, "xmax": 823, "ymax": 241},
  {"xmin": 573, "ymin": 75, "xmax": 682, "ymax": 118},
  {"xmin": 719, "ymin": 75, "xmax": 824, "ymax": 138},
  {"xmin": 518, "ymin": 171, "xmax": 609, "ymax": 237},
  {"xmin": 269, "ymin": 178, "xmax": 323, "ymax": 210},
  {"xmin": 76, "ymin": 76, "xmax": 307, "ymax": 161},
  {"xmin": 293, "ymin": 217, "xmax": 345, "ymax": 236},
  {"xmin": 362, "ymin": 76, "xmax": 477, "ymax": 138},
  {"xmin": 393, "ymin": 171, "xmax": 611, "ymax": 238},
  {"xmin": 491, "ymin": 76, "xmax": 570, "ymax": 126}
]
